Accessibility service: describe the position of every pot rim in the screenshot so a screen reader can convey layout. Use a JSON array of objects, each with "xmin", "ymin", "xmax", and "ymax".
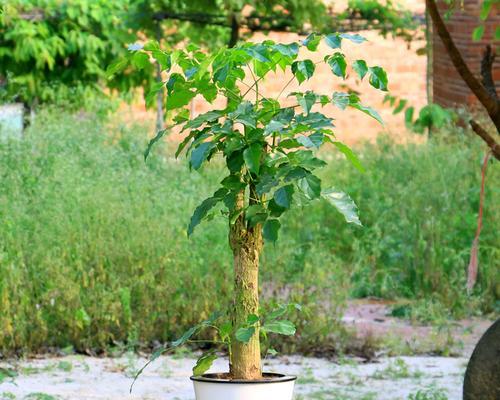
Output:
[{"xmin": 190, "ymin": 372, "xmax": 297, "ymax": 384}]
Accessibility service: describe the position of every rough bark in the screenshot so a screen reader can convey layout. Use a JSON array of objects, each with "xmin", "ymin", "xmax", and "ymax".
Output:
[
  {"xmin": 228, "ymin": 189, "xmax": 262, "ymax": 380},
  {"xmin": 480, "ymin": 45, "xmax": 498, "ymax": 101}
]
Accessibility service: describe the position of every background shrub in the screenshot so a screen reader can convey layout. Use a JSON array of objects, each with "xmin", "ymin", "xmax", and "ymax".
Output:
[{"xmin": 0, "ymin": 111, "xmax": 497, "ymax": 354}]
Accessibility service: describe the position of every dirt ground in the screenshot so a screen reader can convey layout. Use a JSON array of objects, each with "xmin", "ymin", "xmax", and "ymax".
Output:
[{"xmin": 1, "ymin": 301, "xmax": 495, "ymax": 400}]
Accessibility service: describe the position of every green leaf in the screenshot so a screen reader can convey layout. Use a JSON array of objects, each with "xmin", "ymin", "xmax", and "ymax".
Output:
[
  {"xmin": 187, "ymin": 193, "xmax": 223, "ymax": 236},
  {"xmin": 288, "ymin": 150, "xmax": 327, "ymax": 170},
  {"xmin": 353, "ymin": 60, "xmax": 368, "ymax": 80},
  {"xmin": 214, "ymin": 64, "xmax": 229, "ymax": 83},
  {"xmin": 405, "ymin": 106, "xmax": 415, "ymax": 128},
  {"xmin": 274, "ymin": 43, "xmax": 299, "ymax": 58},
  {"xmin": 219, "ymin": 322, "xmax": 232, "ymax": 341},
  {"xmin": 480, "ymin": 1, "xmax": 492, "ymax": 20},
  {"xmin": 144, "ymin": 129, "xmax": 167, "ymax": 161},
  {"xmin": 325, "ymin": 33, "xmax": 342, "ymax": 49},
  {"xmin": 267, "ymin": 348, "xmax": 278, "ymax": 356},
  {"xmin": 172, "ymin": 326, "xmax": 197, "ymax": 347},
  {"xmin": 340, "ymin": 33, "xmax": 367, "ymax": 44},
  {"xmin": 350, "ymin": 102, "xmax": 383, "ymax": 125},
  {"xmin": 332, "ymin": 142, "xmax": 365, "ymax": 172},
  {"xmin": 296, "ymin": 91, "xmax": 317, "ymax": 115},
  {"xmin": 264, "ymin": 120, "xmax": 285, "ymax": 136},
  {"xmin": 106, "ymin": 57, "xmax": 129, "ymax": 78},
  {"xmin": 152, "ymin": 50, "xmax": 171, "ymax": 71},
  {"xmin": 296, "ymin": 135, "xmax": 316, "ymax": 148},
  {"xmin": 221, "ymin": 175, "xmax": 245, "ymax": 191},
  {"xmin": 247, "ymin": 314, "xmax": 260, "ymax": 325},
  {"xmin": 193, "ymin": 351, "xmax": 217, "ymax": 376},
  {"xmin": 190, "ymin": 142, "xmax": 215, "ymax": 170},
  {"xmin": 143, "ymin": 41, "xmax": 159, "ymax": 51},
  {"xmin": 368, "ymin": 66, "xmax": 388, "ymax": 91},
  {"xmin": 321, "ymin": 188, "xmax": 362, "ymax": 226},
  {"xmin": 274, "ymin": 185, "xmax": 294, "ymax": 209},
  {"xmin": 235, "ymin": 326, "xmax": 256, "ymax": 343},
  {"xmin": 175, "ymin": 131, "xmax": 196, "ymax": 158},
  {"xmin": 243, "ymin": 143, "xmax": 262, "ymax": 174},
  {"xmin": 298, "ymin": 174, "xmax": 322, "ymax": 199},
  {"xmin": 227, "ymin": 151, "xmax": 244, "ymax": 174},
  {"xmin": 331, "ymin": 92, "xmax": 350, "ymax": 110},
  {"xmin": 262, "ymin": 320, "xmax": 296, "ymax": 336},
  {"xmin": 131, "ymin": 52, "xmax": 150, "ymax": 70},
  {"xmin": 166, "ymin": 89, "xmax": 196, "ymax": 110},
  {"xmin": 393, "ymin": 99, "xmax": 407, "ymax": 114},
  {"xmin": 245, "ymin": 204, "xmax": 268, "ymax": 227},
  {"xmin": 291, "ymin": 60, "xmax": 315, "ymax": 83},
  {"xmin": 174, "ymin": 109, "xmax": 190, "ymax": 124},
  {"xmin": 256, "ymin": 174, "xmax": 280, "ymax": 195},
  {"xmin": 246, "ymin": 45, "xmax": 271, "ymax": 63},
  {"xmin": 327, "ymin": 53, "xmax": 347, "ymax": 78},
  {"xmin": 267, "ymin": 304, "xmax": 288, "ymax": 320},
  {"xmin": 303, "ymin": 33, "xmax": 321, "ymax": 51},
  {"xmin": 263, "ymin": 219, "xmax": 281, "ymax": 243},
  {"xmin": 184, "ymin": 111, "xmax": 223, "ymax": 130},
  {"xmin": 472, "ymin": 25, "xmax": 485, "ymax": 41},
  {"xmin": 268, "ymin": 199, "xmax": 286, "ymax": 218},
  {"xmin": 284, "ymin": 167, "xmax": 309, "ymax": 181},
  {"xmin": 230, "ymin": 102, "xmax": 257, "ymax": 129}
]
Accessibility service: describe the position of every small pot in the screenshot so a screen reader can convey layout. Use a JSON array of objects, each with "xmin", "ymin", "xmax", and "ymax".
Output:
[{"xmin": 191, "ymin": 372, "xmax": 297, "ymax": 400}]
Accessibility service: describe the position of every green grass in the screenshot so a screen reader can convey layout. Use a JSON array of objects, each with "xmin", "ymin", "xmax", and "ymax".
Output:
[{"xmin": 0, "ymin": 110, "xmax": 498, "ymax": 354}]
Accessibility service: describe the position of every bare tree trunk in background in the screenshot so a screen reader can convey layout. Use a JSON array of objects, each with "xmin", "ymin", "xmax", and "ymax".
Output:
[
  {"xmin": 426, "ymin": 0, "xmax": 500, "ymax": 160},
  {"xmin": 155, "ymin": 61, "xmax": 164, "ymax": 132},
  {"xmin": 228, "ymin": 12, "xmax": 240, "ymax": 48},
  {"xmin": 155, "ymin": 24, "xmax": 164, "ymax": 132},
  {"xmin": 425, "ymin": 8, "xmax": 433, "ymax": 104}
]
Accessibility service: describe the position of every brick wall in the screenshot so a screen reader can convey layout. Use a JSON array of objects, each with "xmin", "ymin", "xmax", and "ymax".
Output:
[{"xmin": 432, "ymin": 0, "xmax": 500, "ymax": 108}]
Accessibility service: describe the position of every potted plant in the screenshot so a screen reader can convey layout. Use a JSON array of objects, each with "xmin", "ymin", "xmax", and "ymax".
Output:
[{"xmin": 109, "ymin": 32, "xmax": 387, "ymax": 399}]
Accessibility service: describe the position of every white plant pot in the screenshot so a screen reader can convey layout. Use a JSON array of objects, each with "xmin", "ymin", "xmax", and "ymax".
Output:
[{"xmin": 191, "ymin": 372, "xmax": 296, "ymax": 400}]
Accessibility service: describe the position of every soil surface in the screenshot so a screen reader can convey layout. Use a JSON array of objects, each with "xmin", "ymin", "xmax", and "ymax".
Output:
[
  {"xmin": 1, "ymin": 301, "xmax": 495, "ymax": 400},
  {"xmin": 0, "ymin": 354, "xmax": 469, "ymax": 399}
]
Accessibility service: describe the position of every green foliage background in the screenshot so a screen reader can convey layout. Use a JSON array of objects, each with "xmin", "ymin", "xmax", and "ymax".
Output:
[{"xmin": 0, "ymin": 111, "xmax": 498, "ymax": 354}]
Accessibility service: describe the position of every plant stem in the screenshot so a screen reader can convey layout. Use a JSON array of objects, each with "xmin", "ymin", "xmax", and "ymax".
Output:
[{"xmin": 228, "ymin": 188, "xmax": 262, "ymax": 380}]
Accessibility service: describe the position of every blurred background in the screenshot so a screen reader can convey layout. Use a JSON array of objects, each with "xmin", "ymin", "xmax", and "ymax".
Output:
[{"xmin": 0, "ymin": 0, "xmax": 498, "ymax": 366}]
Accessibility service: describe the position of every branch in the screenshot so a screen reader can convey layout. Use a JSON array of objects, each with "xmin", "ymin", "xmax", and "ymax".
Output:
[
  {"xmin": 152, "ymin": 10, "xmax": 425, "ymax": 37},
  {"xmin": 470, "ymin": 120, "xmax": 500, "ymax": 160},
  {"xmin": 426, "ymin": 0, "xmax": 500, "ymax": 131},
  {"xmin": 481, "ymin": 45, "xmax": 498, "ymax": 101}
]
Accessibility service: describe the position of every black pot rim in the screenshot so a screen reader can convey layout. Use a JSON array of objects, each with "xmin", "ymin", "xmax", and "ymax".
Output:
[{"xmin": 190, "ymin": 372, "xmax": 297, "ymax": 384}]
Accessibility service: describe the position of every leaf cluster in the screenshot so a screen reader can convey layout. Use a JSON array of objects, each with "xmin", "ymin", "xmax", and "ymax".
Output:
[{"xmin": 116, "ymin": 34, "xmax": 388, "ymax": 242}]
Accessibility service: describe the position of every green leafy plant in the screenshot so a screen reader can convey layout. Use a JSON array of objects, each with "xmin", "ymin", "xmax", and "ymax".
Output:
[
  {"xmin": 407, "ymin": 387, "xmax": 448, "ymax": 400},
  {"xmin": 383, "ymin": 94, "xmax": 456, "ymax": 136},
  {"xmin": 115, "ymin": 33, "xmax": 387, "ymax": 381},
  {"xmin": 0, "ymin": 0, "xmax": 150, "ymax": 110}
]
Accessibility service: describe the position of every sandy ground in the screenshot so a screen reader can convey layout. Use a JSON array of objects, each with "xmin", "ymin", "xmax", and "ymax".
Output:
[{"xmin": 1, "ymin": 354, "xmax": 467, "ymax": 400}]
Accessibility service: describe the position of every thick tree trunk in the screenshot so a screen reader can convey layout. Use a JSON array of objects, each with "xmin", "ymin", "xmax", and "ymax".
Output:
[{"xmin": 228, "ymin": 190, "xmax": 262, "ymax": 380}]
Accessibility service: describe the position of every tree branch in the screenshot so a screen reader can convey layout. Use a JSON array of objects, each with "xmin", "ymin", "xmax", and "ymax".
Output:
[
  {"xmin": 481, "ymin": 45, "xmax": 498, "ymax": 101},
  {"xmin": 469, "ymin": 120, "xmax": 500, "ymax": 160},
  {"xmin": 426, "ymin": 0, "xmax": 500, "ymax": 132}
]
